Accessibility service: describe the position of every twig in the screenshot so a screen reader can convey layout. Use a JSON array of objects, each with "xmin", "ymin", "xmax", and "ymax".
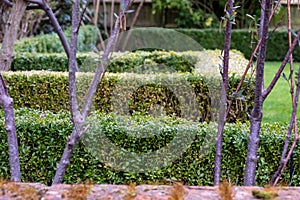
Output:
[
  {"xmin": 270, "ymin": 0, "xmax": 300, "ymax": 185},
  {"xmin": 225, "ymin": 0, "xmax": 282, "ymax": 119}
]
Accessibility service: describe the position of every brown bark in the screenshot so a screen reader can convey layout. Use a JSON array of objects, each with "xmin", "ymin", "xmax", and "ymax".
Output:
[
  {"xmin": 0, "ymin": 0, "xmax": 28, "ymax": 71},
  {"xmin": 0, "ymin": 0, "xmax": 28, "ymax": 182},
  {"xmin": 4, "ymin": 0, "xmax": 77, "ymax": 70}
]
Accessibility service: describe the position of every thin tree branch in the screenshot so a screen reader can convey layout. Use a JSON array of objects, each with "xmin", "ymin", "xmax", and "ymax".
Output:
[
  {"xmin": 225, "ymin": 0, "xmax": 282, "ymax": 119},
  {"xmin": 270, "ymin": 0, "xmax": 299, "ymax": 185},
  {"xmin": 0, "ymin": 0, "xmax": 28, "ymax": 181},
  {"xmin": 214, "ymin": 0, "xmax": 233, "ymax": 186},
  {"xmin": 110, "ymin": 0, "xmax": 115, "ymax": 34},
  {"xmin": 2, "ymin": 0, "xmax": 41, "ymax": 10},
  {"xmin": 262, "ymin": 28, "xmax": 300, "ymax": 99},
  {"xmin": 94, "ymin": 0, "xmax": 100, "ymax": 26},
  {"xmin": 26, "ymin": 0, "xmax": 69, "ymax": 55},
  {"xmin": 0, "ymin": 0, "xmax": 28, "ymax": 71},
  {"xmin": 52, "ymin": 0, "xmax": 82, "ymax": 185},
  {"xmin": 244, "ymin": 0, "xmax": 272, "ymax": 186},
  {"xmin": 2, "ymin": 0, "xmax": 13, "ymax": 6},
  {"xmin": 270, "ymin": 67, "xmax": 300, "ymax": 185},
  {"xmin": 81, "ymin": 0, "xmax": 132, "ymax": 119},
  {"xmin": 52, "ymin": 0, "xmax": 132, "ymax": 184},
  {"xmin": 24, "ymin": 0, "xmax": 79, "ymax": 71},
  {"xmin": 103, "ymin": 0, "xmax": 109, "ymax": 37},
  {"xmin": 76, "ymin": 1, "xmax": 88, "ymax": 33},
  {"xmin": 0, "ymin": 74, "xmax": 21, "ymax": 182}
]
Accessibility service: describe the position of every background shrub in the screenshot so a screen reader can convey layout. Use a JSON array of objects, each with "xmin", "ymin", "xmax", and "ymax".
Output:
[
  {"xmin": 11, "ymin": 53, "xmax": 95, "ymax": 71},
  {"xmin": 173, "ymin": 29, "xmax": 300, "ymax": 61},
  {"xmin": 14, "ymin": 25, "xmax": 99, "ymax": 53},
  {"xmin": 14, "ymin": 27, "xmax": 299, "ymax": 61},
  {"xmin": 3, "ymin": 71, "xmax": 254, "ymax": 122},
  {"xmin": 0, "ymin": 109, "xmax": 298, "ymax": 186}
]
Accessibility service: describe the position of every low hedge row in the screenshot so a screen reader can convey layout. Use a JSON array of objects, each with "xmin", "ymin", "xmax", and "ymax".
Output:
[
  {"xmin": 12, "ymin": 50, "xmax": 249, "ymax": 74},
  {"xmin": 11, "ymin": 53, "xmax": 94, "ymax": 71},
  {"xmin": 176, "ymin": 28, "xmax": 300, "ymax": 61},
  {"xmin": 11, "ymin": 51, "xmax": 197, "ymax": 73},
  {"xmin": 14, "ymin": 25, "xmax": 99, "ymax": 53},
  {"xmin": 3, "ymin": 71, "xmax": 255, "ymax": 122},
  {"xmin": 126, "ymin": 28, "xmax": 300, "ymax": 61},
  {"xmin": 13, "ymin": 27, "xmax": 300, "ymax": 61},
  {"xmin": 0, "ymin": 108, "xmax": 298, "ymax": 186}
]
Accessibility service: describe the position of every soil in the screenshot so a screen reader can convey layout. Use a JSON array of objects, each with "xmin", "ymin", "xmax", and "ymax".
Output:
[{"xmin": 0, "ymin": 182, "xmax": 300, "ymax": 199}]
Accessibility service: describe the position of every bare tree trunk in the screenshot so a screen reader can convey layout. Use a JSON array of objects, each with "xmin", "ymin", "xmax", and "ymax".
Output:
[
  {"xmin": 0, "ymin": 0, "xmax": 28, "ymax": 182},
  {"xmin": 244, "ymin": 0, "xmax": 272, "ymax": 186},
  {"xmin": 52, "ymin": 0, "xmax": 132, "ymax": 185},
  {"xmin": 5, "ymin": 0, "xmax": 78, "ymax": 71},
  {"xmin": 213, "ymin": 0, "xmax": 233, "ymax": 186},
  {"xmin": 0, "ymin": 74, "xmax": 21, "ymax": 182},
  {"xmin": 0, "ymin": 0, "xmax": 28, "ymax": 71}
]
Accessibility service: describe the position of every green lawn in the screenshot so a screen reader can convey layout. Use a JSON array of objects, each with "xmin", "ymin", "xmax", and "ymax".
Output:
[{"xmin": 262, "ymin": 61, "xmax": 300, "ymax": 123}]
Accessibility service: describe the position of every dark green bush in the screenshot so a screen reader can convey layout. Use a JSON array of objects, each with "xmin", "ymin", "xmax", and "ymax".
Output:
[
  {"xmin": 11, "ymin": 53, "xmax": 94, "ymax": 71},
  {"xmin": 0, "ymin": 108, "xmax": 298, "ymax": 186},
  {"xmin": 3, "ymin": 71, "xmax": 254, "ymax": 122},
  {"xmin": 175, "ymin": 29, "xmax": 300, "ymax": 61},
  {"xmin": 14, "ymin": 25, "xmax": 99, "ymax": 53}
]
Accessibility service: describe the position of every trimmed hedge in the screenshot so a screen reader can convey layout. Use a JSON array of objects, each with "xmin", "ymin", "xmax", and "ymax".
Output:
[
  {"xmin": 11, "ymin": 51, "xmax": 197, "ymax": 73},
  {"xmin": 0, "ymin": 108, "xmax": 299, "ymax": 186},
  {"xmin": 128, "ymin": 28, "xmax": 299, "ymax": 61},
  {"xmin": 11, "ymin": 53, "xmax": 95, "ymax": 71},
  {"xmin": 14, "ymin": 25, "xmax": 99, "ymax": 53},
  {"xmin": 3, "ymin": 71, "xmax": 254, "ymax": 122},
  {"xmin": 176, "ymin": 28, "xmax": 300, "ymax": 61},
  {"xmin": 14, "ymin": 27, "xmax": 300, "ymax": 61},
  {"xmin": 12, "ymin": 50, "xmax": 249, "ymax": 74}
]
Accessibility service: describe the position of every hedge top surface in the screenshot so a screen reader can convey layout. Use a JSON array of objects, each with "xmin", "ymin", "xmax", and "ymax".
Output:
[
  {"xmin": 12, "ymin": 49, "xmax": 249, "ymax": 76},
  {"xmin": 0, "ymin": 108, "xmax": 298, "ymax": 186}
]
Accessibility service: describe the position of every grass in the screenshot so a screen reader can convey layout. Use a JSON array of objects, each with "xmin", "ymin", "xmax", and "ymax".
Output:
[{"xmin": 262, "ymin": 61, "xmax": 300, "ymax": 123}]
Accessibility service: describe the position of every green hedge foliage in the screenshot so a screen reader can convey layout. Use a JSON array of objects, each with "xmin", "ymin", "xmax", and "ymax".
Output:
[
  {"xmin": 0, "ymin": 108, "xmax": 298, "ymax": 186},
  {"xmin": 176, "ymin": 28, "xmax": 300, "ymax": 61},
  {"xmin": 11, "ymin": 51, "xmax": 197, "ymax": 73},
  {"xmin": 3, "ymin": 71, "xmax": 254, "ymax": 122},
  {"xmin": 11, "ymin": 53, "xmax": 94, "ymax": 71},
  {"xmin": 14, "ymin": 27, "xmax": 299, "ymax": 61},
  {"xmin": 12, "ymin": 50, "xmax": 248, "ymax": 74},
  {"xmin": 14, "ymin": 25, "xmax": 99, "ymax": 53},
  {"xmin": 171, "ymin": 28, "xmax": 300, "ymax": 61}
]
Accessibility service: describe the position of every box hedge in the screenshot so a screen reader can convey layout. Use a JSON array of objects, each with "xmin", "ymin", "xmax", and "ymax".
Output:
[
  {"xmin": 11, "ymin": 51, "xmax": 197, "ymax": 73},
  {"xmin": 175, "ymin": 28, "xmax": 300, "ymax": 61},
  {"xmin": 13, "ymin": 27, "xmax": 300, "ymax": 61},
  {"xmin": 0, "ymin": 108, "xmax": 298, "ymax": 186},
  {"xmin": 3, "ymin": 71, "xmax": 255, "ymax": 122},
  {"xmin": 127, "ymin": 28, "xmax": 300, "ymax": 62},
  {"xmin": 14, "ymin": 25, "xmax": 99, "ymax": 53},
  {"xmin": 12, "ymin": 49, "xmax": 249, "ymax": 74}
]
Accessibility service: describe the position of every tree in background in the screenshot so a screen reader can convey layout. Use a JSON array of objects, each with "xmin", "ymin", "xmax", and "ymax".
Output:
[
  {"xmin": 152, "ymin": 0, "xmax": 261, "ymax": 28},
  {"xmin": 0, "ymin": 0, "xmax": 132, "ymax": 184}
]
